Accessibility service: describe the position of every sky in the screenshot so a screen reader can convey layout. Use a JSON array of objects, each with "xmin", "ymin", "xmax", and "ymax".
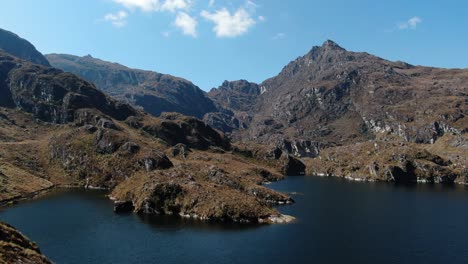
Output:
[{"xmin": 1, "ymin": 0, "xmax": 467, "ymax": 91}]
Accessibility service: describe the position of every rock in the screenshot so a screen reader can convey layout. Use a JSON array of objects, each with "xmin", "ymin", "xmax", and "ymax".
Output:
[
  {"xmin": 137, "ymin": 183, "xmax": 184, "ymax": 214},
  {"xmin": 83, "ymin": 125, "xmax": 97, "ymax": 133},
  {"xmin": 120, "ymin": 142, "xmax": 140, "ymax": 154},
  {"xmin": 142, "ymin": 113, "xmax": 231, "ymax": 150},
  {"xmin": 369, "ymin": 162, "xmax": 379, "ymax": 177},
  {"xmin": 261, "ymin": 214, "xmax": 296, "ymax": 224},
  {"xmin": 0, "ymin": 222, "xmax": 52, "ymax": 264},
  {"xmin": 266, "ymin": 147, "xmax": 283, "ymax": 160},
  {"xmin": 114, "ymin": 201, "xmax": 134, "ymax": 213},
  {"xmin": 281, "ymin": 154, "xmax": 306, "ymax": 176},
  {"xmin": 170, "ymin": 143, "xmax": 190, "ymax": 158},
  {"xmin": 97, "ymin": 118, "xmax": 118, "ymax": 129},
  {"xmin": 94, "ymin": 129, "xmax": 125, "ymax": 154},
  {"xmin": 384, "ymin": 164, "xmax": 416, "ymax": 184},
  {"xmin": 141, "ymin": 151, "xmax": 173, "ymax": 172},
  {"xmin": 255, "ymin": 168, "xmax": 278, "ymax": 182}
]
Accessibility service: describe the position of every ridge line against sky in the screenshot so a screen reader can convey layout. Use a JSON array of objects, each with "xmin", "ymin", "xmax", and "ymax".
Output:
[{"xmin": 1, "ymin": 0, "xmax": 467, "ymax": 90}]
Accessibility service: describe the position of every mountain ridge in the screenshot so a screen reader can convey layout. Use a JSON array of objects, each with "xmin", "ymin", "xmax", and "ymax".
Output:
[
  {"xmin": 0, "ymin": 28, "xmax": 50, "ymax": 67},
  {"xmin": 45, "ymin": 53, "xmax": 217, "ymax": 119}
]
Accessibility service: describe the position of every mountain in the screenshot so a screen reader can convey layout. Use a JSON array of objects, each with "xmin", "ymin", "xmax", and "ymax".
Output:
[
  {"xmin": 211, "ymin": 40, "xmax": 466, "ymax": 152},
  {"xmin": 202, "ymin": 80, "xmax": 261, "ymax": 134},
  {"xmin": 0, "ymin": 51, "xmax": 136, "ymax": 123},
  {"xmin": 210, "ymin": 40, "xmax": 467, "ymax": 183},
  {"xmin": 45, "ymin": 54, "xmax": 217, "ymax": 119},
  {"xmin": 208, "ymin": 80, "xmax": 261, "ymax": 112},
  {"xmin": 0, "ymin": 28, "xmax": 50, "ymax": 66}
]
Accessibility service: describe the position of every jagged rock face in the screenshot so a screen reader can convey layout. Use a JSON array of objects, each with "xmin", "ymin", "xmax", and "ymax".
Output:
[
  {"xmin": 0, "ymin": 28, "xmax": 50, "ymax": 67},
  {"xmin": 280, "ymin": 154, "xmax": 306, "ymax": 176},
  {"xmin": 208, "ymin": 80, "xmax": 260, "ymax": 112},
  {"xmin": 203, "ymin": 80, "xmax": 260, "ymax": 133},
  {"xmin": 238, "ymin": 40, "xmax": 467, "ymax": 155},
  {"xmin": 0, "ymin": 52, "xmax": 137, "ymax": 123},
  {"xmin": 306, "ymin": 137, "xmax": 465, "ymax": 183},
  {"xmin": 0, "ymin": 222, "xmax": 51, "ymax": 264},
  {"xmin": 128, "ymin": 112, "xmax": 231, "ymax": 150},
  {"xmin": 45, "ymin": 54, "xmax": 217, "ymax": 119}
]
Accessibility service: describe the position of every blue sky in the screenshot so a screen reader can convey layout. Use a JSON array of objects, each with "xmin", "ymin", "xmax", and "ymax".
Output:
[{"xmin": 1, "ymin": 0, "xmax": 467, "ymax": 90}]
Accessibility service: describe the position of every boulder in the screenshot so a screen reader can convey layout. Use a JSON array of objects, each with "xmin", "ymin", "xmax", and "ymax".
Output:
[
  {"xmin": 94, "ymin": 129, "xmax": 125, "ymax": 154},
  {"xmin": 141, "ymin": 151, "xmax": 173, "ymax": 172},
  {"xmin": 113, "ymin": 201, "xmax": 134, "ymax": 213},
  {"xmin": 120, "ymin": 142, "xmax": 140, "ymax": 154},
  {"xmin": 280, "ymin": 154, "xmax": 306, "ymax": 176},
  {"xmin": 170, "ymin": 143, "xmax": 190, "ymax": 158}
]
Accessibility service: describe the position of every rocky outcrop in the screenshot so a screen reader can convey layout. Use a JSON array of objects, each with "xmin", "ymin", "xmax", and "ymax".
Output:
[
  {"xmin": 0, "ymin": 28, "xmax": 50, "ymax": 66},
  {"xmin": 169, "ymin": 143, "xmax": 190, "ymax": 158},
  {"xmin": 208, "ymin": 80, "xmax": 261, "ymax": 112},
  {"xmin": 46, "ymin": 53, "xmax": 217, "ymax": 119},
  {"xmin": 128, "ymin": 112, "xmax": 231, "ymax": 150},
  {"xmin": 280, "ymin": 154, "xmax": 306, "ymax": 176},
  {"xmin": 111, "ymin": 157, "xmax": 294, "ymax": 223},
  {"xmin": 0, "ymin": 222, "xmax": 51, "ymax": 264},
  {"xmin": 140, "ymin": 151, "xmax": 173, "ymax": 172},
  {"xmin": 0, "ymin": 52, "xmax": 138, "ymax": 123},
  {"xmin": 306, "ymin": 137, "xmax": 465, "ymax": 184}
]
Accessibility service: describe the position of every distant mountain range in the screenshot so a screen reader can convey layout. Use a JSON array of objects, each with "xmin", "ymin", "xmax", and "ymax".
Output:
[
  {"xmin": 45, "ymin": 53, "xmax": 217, "ymax": 119},
  {"xmin": 45, "ymin": 41, "xmax": 467, "ymax": 158}
]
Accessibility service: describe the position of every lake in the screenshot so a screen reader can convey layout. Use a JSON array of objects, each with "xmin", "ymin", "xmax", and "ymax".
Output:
[{"xmin": 2, "ymin": 177, "xmax": 468, "ymax": 264}]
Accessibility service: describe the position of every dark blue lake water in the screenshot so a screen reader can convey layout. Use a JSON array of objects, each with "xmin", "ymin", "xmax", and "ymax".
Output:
[{"xmin": 2, "ymin": 177, "xmax": 468, "ymax": 264}]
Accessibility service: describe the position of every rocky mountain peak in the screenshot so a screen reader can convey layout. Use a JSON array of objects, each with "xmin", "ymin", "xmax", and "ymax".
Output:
[
  {"xmin": 321, "ymin": 39, "xmax": 345, "ymax": 50},
  {"xmin": 217, "ymin": 79, "xmax": 260, "ymax": 95}
]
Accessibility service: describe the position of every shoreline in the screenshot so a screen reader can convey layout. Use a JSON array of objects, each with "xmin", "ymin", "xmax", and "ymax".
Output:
[
  {"xmin": 1, "ymin": 183, "xmax": 297, "ymax": 225},
  {"xmin": 310, "ymin": 172, "xmax": 468, "ymax": 186},
  {"xmin": 0, "ymin": 185, "xmax": 56, "ymax": 208}
]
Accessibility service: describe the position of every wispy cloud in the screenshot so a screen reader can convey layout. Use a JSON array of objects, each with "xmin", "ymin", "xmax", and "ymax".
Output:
[
  {"xmin": 174, "ymin": 12, "xmax": 198, "ymax": 37},
  {"xmin": 258, "ymin": 15, "xmax": 265, "ymax": 22},
  {"xmin": 398, "ymin": 16, "xmax": 422, "ymax": 30},
  {"xmin": 104, "ymin": 11, "xmax": 128, "ymax": 27},
  {"xmin": 113, "ymin": 0, "xmax": 191, "ymax": 12},
  {"xmin": 208, "ymin": 0, "xmax": 215, "ymax": 7},
  {"xmin": 201, "ymin": 7, "xmax": 256, "ymax": 38},
  {"xmin": 272, "ymin": 32, "xmax": 285, "ymax": 40}
]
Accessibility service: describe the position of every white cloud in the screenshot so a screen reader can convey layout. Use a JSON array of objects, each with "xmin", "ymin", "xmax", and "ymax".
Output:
[
  {"xmin": 174, "ymin": 12, "xmax": 198, "ymax": 37},
  {"xmin": 113, "ymin": 0, "xmax": 191, "ymax": 12},
  {"xmin": 104, "ymin": 11, "xmax": 128, "ymax": 27},
  {"xmin": 258, "ymin": 15, "xmax": 265, "ymax": 22},
  {"xmin": 208, "ymin": 0, "xmax": 215, "ymax": 7},
  {"xmin": 272, "ymin": 32, "xmax": 285, "ymax": 40},
  {"xmin": 162, "ymin": 0, "xmax": 191, "ymax": 12},
  {"xmin": 201, "ymin": 8, "xmax": 256, "ymax": 38},
  {"xmin": 398, "ymin": 16, "xmax": 422, "ymax": 30}
]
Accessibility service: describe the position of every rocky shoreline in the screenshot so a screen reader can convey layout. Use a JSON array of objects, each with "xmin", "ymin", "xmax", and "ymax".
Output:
[
  {"xmin": 0, "ymin": 222, "xmax": 51, "ymax": 264},
  {"xmin": 0, "ymin": 185, "xmax": 55, "ymax": 208}
]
